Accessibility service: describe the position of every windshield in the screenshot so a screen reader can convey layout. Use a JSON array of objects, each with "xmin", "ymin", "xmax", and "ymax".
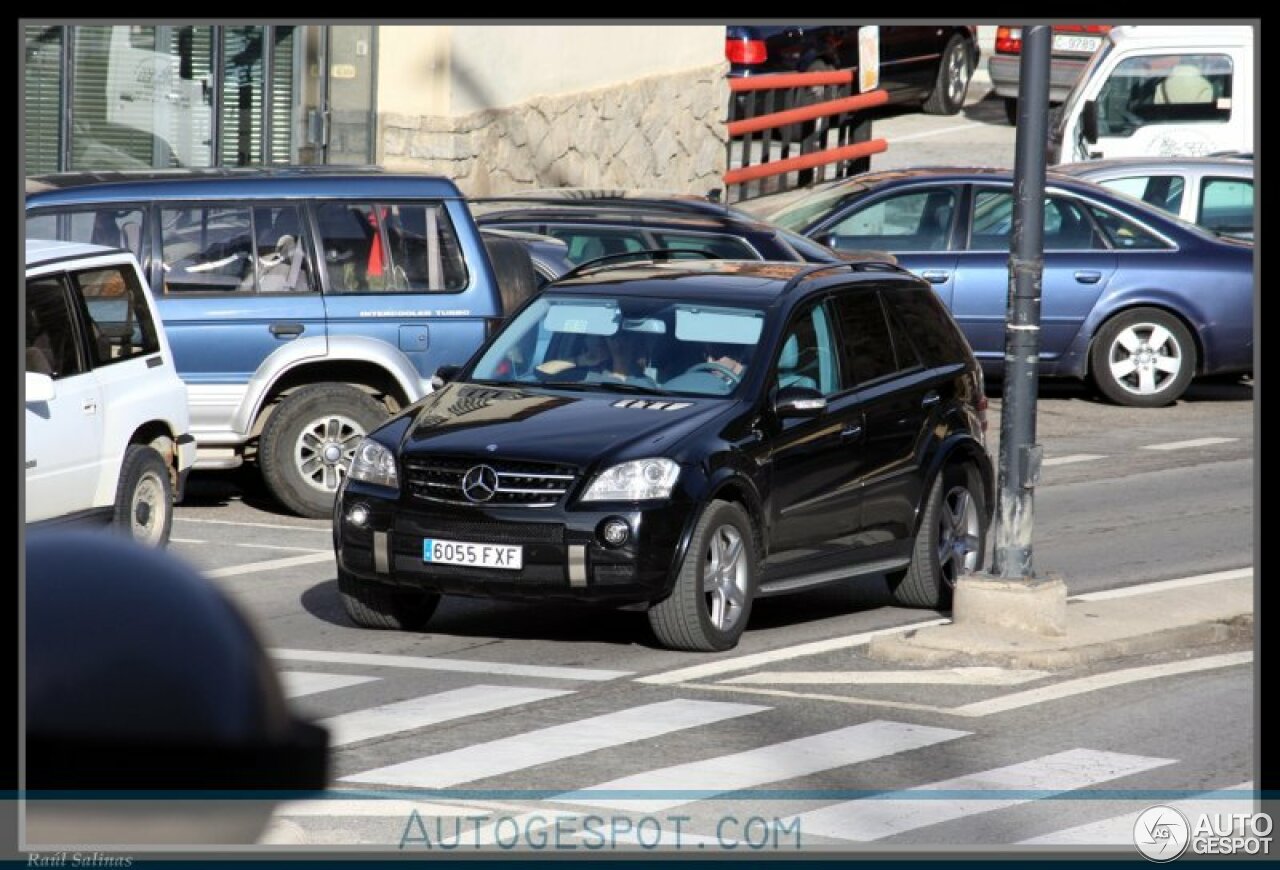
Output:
[
  {"xmin": 469, "ymin": 294, "xmax": 768, "ymax": 398},
  {"xmin": 1056, "ymin": 38, "xmax": 1114, "ymax": 138},
  {"xmin": 768, "ymin": 182, "xmax": 869, "ymax": 233}
]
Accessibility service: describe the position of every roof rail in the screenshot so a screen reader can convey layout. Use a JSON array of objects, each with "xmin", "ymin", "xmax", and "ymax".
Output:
[
  {"xmin": 778, "ymin": 260, "xmax": 903, "ymax": 296},
  {"xmin": 557, "ymin": 248, "xmax": 718, "ymax": 282}
]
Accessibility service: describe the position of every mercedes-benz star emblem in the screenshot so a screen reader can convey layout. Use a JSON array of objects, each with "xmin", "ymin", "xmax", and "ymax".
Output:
[{"xmin": 462, "ymin": 464, "xmax": 499, "ymax": 503}]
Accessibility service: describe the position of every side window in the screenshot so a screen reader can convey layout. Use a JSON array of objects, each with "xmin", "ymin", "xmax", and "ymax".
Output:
[
  {"xmin": 159, "ymin": 206, "xmax": 255, "ymax": 293},
  {"xmin": 1095, "ymin": 53, "xmax": 1233, "ymax": 137},
  {"xmin": 385, "ymin": 204, "xmax": 469, "ymax": 291},
  {"xmin": 650, "ymin": 232, "xmax": 758, "ymax": 260},
  {"xmin": 252, "ymin": 206, "xmax": 316, "ymax": 293},
  {"xmin": 970, "ymin": 191, "xmax": 1103, "ymax": 251},
  {"xmin": 543, "ymin": 227, "xmax": 647, "ymax": 265},
  {"xmin": 316, "ymin": 202, "xmax": 467, "ymax": 293},
  {"xmin": 26, "ymin": 275, "xmax": 84, "ymax": 380},
  {"xmin": 1100, "ymin": 175, "xmax": 1185, "ymax": 215},
  {"xmin": 1085, "ymin": 205, "xmax": 1171, "ymax": 250},
  {"xmin": 775, "ymin": 303, "xmax": 839, "ymax": 396},
  {"xmin": 70, "ymin": 265, "xmax": 161, "ymax": 367},
  {"xmin": 24, "ymin": 207, "xmax": 146, "ymax": 259},
  {"xmin": 826, "ymin": 189, "xmax": 956, "ymax": 252},
  {"xmin": 888, "ymin": 284, "xmax": 973, "ymax": 367},
  {"xmin": 832, "ymin": 291, "xmax": 913, "ymax": 387},
  {"xmin": 1199, "ymin": 177, "xmax": 1253, "ymax": 239}
]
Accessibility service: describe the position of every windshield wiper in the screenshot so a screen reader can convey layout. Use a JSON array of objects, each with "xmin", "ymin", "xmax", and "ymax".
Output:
[{"xmin": 561, "ymin": 381, "xmax": 669, "ymax": 396}]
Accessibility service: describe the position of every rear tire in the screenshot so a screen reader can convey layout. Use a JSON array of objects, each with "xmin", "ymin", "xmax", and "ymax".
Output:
[
  {"xmin": 1003, "ymin": 97, "xmax": 1018, "ymax": 125},
  {"xmin": 1090, "ymin": 308, "xmax": 1197, "ymax": 407},
  {"xmin": 259, "ymin": 383, "xmax": 388, "ymax": 518},
  {"xmin": 648, "ymin": 500, "xmax": 757, "ymax": 652},
  {"xmin": 923, "ymin": 35, "xmax": 973, "ymax": 115},
  {"xmin": 890, "ymin": 463, "xmax": 985, "ymax": 609},
  {"xmin": 338, "ymin": 568, "xmax": 440, "ymax": 631},
  {"xmin": 113, "ymin": 445, "xmax": 174, "ymax": 547}
]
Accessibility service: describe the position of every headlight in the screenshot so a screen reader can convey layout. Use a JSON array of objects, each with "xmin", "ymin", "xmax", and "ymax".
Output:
[
  {"xmin": 347, "ymin": 438, "xmax": 399, "ymax": 491},
  {"xmin": 581, "ymin": 458, "xmax": 680, "ymax": 502}
]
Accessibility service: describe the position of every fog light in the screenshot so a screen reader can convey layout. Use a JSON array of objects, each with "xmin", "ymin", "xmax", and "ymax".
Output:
[
  {"xmin": 601, "ymin": 518, "xmax": 630, "ymax": 547},
  {"xmin": 347, "ymin": 504, "xmax": 370, "ymax": 527}
]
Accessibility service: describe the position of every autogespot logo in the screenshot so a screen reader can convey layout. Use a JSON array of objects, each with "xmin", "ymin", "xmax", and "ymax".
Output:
[{"xmin": 1134, "ymin": 805, "xmax": 1191, "ymax": 862}]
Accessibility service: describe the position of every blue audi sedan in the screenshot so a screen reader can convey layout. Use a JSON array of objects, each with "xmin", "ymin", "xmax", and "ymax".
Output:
[{"xmin": 769, "ymin": 168, "xmax": 1254, "ymax": 406}]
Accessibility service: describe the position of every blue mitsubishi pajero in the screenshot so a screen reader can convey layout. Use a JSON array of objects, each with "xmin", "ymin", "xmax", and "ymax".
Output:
[{"xmin": 26, "ymin": 169, "xmax": 507, "ymax": 517}]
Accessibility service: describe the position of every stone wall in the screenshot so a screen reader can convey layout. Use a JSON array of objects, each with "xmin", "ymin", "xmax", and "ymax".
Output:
[{"xmin": 377, "ymin": 64, "xmax": 728, "ymax": 196}]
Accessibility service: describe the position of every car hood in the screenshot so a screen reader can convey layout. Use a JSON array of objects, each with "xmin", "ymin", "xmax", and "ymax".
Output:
[{"xmin": 400, "ymin": 382, "xmax": 728, "ymax": 466}]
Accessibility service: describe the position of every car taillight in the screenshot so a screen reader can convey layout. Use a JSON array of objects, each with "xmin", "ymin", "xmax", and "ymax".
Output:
[
  {"xmin": 726, "ymin": 37, "xmax": 767, "ymax": 65},
  {"xmin": 995, "ymin": 26, "xmax": 1022, "ymax": 54}
]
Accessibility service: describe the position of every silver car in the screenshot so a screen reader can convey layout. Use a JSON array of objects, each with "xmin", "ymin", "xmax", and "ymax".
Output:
[{"xmin": 1055, "ymin": 156, "xmax": 1253, "ymax": 241}]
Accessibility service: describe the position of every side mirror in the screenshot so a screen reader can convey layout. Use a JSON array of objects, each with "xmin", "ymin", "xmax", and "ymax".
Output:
[
  {"xmin": 773, "ymin": 385, "xmax": 826, "ymax": 418},
  {"xmin": 26, "ymin": 371, "xmax": 55, "ymax": 403},
  {"xmin": 430, "ymin": 364, "xmax": 460, "ymax": 392},
  {"xmin": 1081, "ymin": 100, "xmax": 1099, "ymax": 145}
]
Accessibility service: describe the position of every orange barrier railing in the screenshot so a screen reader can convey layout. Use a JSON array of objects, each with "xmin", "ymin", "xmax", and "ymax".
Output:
[{"xmin": 724, "ymin": 70, "xmax": 889, "ymax": 203}]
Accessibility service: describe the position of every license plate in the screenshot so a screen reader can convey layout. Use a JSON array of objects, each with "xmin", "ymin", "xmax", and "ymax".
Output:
[
  {"xmin": 423, "ymin": 538, "xmax": 523, "ymax": 570},
  {"xmin": 1052, "ymin": 34, "xmax": 1101, "ymax": 54}
]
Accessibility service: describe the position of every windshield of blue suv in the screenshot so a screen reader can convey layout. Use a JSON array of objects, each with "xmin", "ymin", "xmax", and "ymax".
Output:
[{"xmin": 469, "ymin": 294, "xmax": 766, "ymax": 397}]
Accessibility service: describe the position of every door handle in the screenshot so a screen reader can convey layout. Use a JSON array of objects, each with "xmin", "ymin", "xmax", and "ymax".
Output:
[
  {"xmin": 1073, "ymin": 271, "xmax": 1102, "ymax": 284},
  {"xmin": 921, "ymin": 391, "xmax": 941, "ymax": 408},
  {"xmin": 270, "ymin": 322, "xmax": 305, "ymax": 338},
  {"xmin": 841, "ymin": 423, "xmax": 864, "ymax": 441},
  {"xmin": 920, "ymin": 270, "xmax": 951, "ymax": 284},
  {"xmin": 82, "ymin": 398, "xmax": 97, "ymax": 415}
]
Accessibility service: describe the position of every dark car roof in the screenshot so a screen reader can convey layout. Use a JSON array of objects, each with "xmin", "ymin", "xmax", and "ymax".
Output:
[
  {"xmin": 25, "ymin": 167, "xmax": 463, "ymax": 204},
  {"xmin": 548, "ymin": 259, "xmax": 912, "ymax": 307},
  {"xmin": 472, "ymin": 192, "xmax": 773, "ymax": 231}
]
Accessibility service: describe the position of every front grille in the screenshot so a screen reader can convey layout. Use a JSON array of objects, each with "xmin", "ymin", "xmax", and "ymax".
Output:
[
  {"xmin": 397, "ymin": 518, "xmax": 565, "ymax": 545},
  {"xmin": 403, "ymin": 456, "xmax": 578, "ymax": 508}
]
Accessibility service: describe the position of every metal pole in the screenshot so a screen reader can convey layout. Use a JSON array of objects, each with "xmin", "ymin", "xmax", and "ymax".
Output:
[{"xmin": 991, "ymin": 24, "xmax": 1051, "ymax": 580}]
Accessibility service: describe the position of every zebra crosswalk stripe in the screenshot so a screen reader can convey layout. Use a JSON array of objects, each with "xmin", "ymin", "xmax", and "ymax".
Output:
[
  {"xmin": 279, "ymin": 671, "xmax": 380, "ymax": 699},
  {"xmin": 322, "ymin": 685, "xmax": 574, "ymax": 747},
  {"xmin": 554, "ymin": 720, "xmax": 970, "ymax": 812},
  {"xmin": 786, "ymin": 748, "xmax": 1176, "ymax": 842},
  {"xmin": 340, "ymin": 699, "xmax": 767, "ymax": 789},
  {"xmin": 1019, "ymin": 781, "xmax": 1254, "ymax": 845}
]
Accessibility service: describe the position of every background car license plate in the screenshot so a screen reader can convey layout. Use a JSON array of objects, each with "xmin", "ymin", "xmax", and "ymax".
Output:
[
  {"xmin": 1053, "ymin": 34, "xmax": 1101, "ymax": 54},
  {"xmin": 423, "ymin": 538, "xmax": 523, "ymax": 570}
]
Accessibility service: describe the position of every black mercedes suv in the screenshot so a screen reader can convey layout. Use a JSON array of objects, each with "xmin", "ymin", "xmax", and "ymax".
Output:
[{"xmin": 334, "ymin": 259, "xmax": 993, "ymax": 651}]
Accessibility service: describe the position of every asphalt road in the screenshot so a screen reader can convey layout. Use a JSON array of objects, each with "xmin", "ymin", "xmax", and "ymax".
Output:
[{"xmin": 159, "ymin": 378, "xmax": 1256, "ymax": 851}]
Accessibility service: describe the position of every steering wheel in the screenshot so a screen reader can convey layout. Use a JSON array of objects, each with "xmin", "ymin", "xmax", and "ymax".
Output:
[{"xmin": 686, "ymin": 361, "xmax": 742, "ymax": 385}]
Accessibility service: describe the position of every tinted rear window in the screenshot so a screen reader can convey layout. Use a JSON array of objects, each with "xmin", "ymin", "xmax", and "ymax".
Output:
[{"xmin": 884, "ymin": 284, "xmax": 972, "ymax": 366}]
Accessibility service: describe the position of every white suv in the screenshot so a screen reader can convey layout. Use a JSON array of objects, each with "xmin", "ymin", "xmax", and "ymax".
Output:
[{"xmin": 25, "ymin": 240, "xmax": 195, "ymax": 545}]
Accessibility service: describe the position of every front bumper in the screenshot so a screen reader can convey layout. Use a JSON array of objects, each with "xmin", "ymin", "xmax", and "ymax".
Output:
[{"xmin": 335, "ymin": 482, "xmax": 699, "ymax": 606}]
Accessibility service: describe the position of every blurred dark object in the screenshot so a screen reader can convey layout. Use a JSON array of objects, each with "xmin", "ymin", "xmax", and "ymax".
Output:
[{"xmin": 25, "ymin": 530, "xmax": 328, "ymax": 844}]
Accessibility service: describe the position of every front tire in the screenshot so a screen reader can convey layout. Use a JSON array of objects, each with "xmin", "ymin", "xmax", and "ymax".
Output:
[
  {"xmin": 891, "ymin": 463, "xmax": 985, "ymax": 609},
  {"xmin": 923, "ymin": 35, "xmax": 973, "ymax": 115},
  {"xmin": 259, "ymin": 383, "xmax": 389, "ymax": 518},
  {"xmin": 648, "ymin": 501, "xmax": 757, "ymax": 652},
  {"xmin": 113, "ymin": 445, "xmax": 174, "ymax": 547},
  {"xmin": 338, "ymin": 568, "xmax": 441, "ymax": 631},
  {"xmin": 1090, "ymin": 308, "xmax": 1197, "ymax": 407}
]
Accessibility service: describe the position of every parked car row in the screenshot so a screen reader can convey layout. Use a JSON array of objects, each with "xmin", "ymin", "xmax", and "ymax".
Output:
[{"xmin": 25, "ymin": 146, "xmax": 1252, "ymax": 651}]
